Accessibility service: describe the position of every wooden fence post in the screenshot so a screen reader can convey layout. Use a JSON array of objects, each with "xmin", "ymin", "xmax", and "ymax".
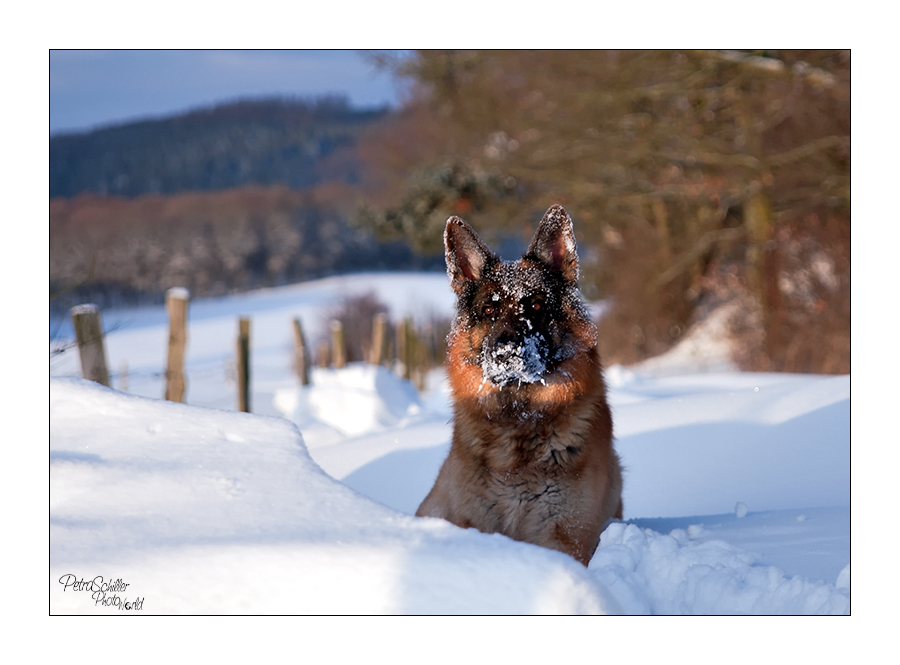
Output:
[
  {"xmin": 396, "ymin": 318, "xmax": 408, "ymax": 379},
  {"xmin": 292, "ymin": 317, "xmax": 311, "ymax": 386},
  {"xmin": 370, "ymin": 313, "xmax": 388, "ymax": 365},
  {"xmin": 412, "ymin": 323, "xmax": 427, "ymax": 391},
  {"xmin": 70, "ymin": 304, "xmax": 110, "ymax": 387},
  {"xmin": 237, "ymin": 317, "xmax": 250, "ymax": 412},
  {"xmin": 165, "ymin": 287, "xmax": 190, "ymax": 402},
  {"xmin": 397, "ymin": 317, "xmax": 417, "ymax": 381},
  {"xmin": 421, "ymin": 321, "xmax": 436, "ymax": 369},
  {"xmin": 415, "ymin": 321, "xmax": 436, "ymax": 391},
  {"xmin": 331, "ymin": 319, "xmax": 346, "ymax": 368}
]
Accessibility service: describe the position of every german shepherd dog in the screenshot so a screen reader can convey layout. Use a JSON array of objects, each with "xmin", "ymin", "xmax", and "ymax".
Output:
[{"xmin": 417, "ymin": 205, "xmax": 623, "ymax": 566}]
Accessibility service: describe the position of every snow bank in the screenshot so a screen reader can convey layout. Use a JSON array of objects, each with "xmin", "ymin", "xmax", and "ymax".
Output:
[
  {"xmin": 51, "ymin": 375, "xmax": 849, "ymax": 614},
  {"xmin": 592, "ymin": 522, "xmax": 849, "ymax": 615},
  {"xmin": 50, "ymin": 378, "xmax": 618, "ymax": 614},
  {"xmin": 611, "ymin": 372, "xmax": 850, "ymax": 517}
]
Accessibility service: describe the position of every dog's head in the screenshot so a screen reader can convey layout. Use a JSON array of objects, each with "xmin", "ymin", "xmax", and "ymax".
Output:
[{"xmin": 445, "ymin": 205, "xmax": 593, "ymax": 388}]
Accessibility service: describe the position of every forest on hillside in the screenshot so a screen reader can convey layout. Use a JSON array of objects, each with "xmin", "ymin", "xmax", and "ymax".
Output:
[
  {"xmin": 50, "ymin": 51, "xmax": 851, "ymax": 374},
  {"xmin": 49, "ymin": 96, "xmax": 385, "ymax": 197},
  {"xmin": 49, "ymin": 97, "xmax": 443, "ymax": 318}
]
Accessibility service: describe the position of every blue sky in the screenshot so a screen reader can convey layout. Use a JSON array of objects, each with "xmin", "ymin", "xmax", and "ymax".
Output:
[{"xmin": 49, "ymin": 50, "xmax": 403, "ymax": 136}]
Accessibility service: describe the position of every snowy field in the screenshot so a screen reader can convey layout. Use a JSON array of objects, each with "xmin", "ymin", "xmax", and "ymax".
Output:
[{"xmin": 49, "ymin": 272, "xmax": 850, "ymax": 614}]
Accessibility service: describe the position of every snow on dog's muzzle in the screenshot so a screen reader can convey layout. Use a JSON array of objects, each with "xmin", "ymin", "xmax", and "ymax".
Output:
[{"xmin": 481, "ymin": 333, "xmax": 548, "ymax": 386}]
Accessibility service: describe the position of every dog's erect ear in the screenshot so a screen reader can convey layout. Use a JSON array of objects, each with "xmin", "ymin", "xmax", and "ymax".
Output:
[
  {"xmin": 525, "ymin": 205, "xmax": 579, "ymax": 283},
  {"xmin": 445, "ymin": 216, "xmax": 497, "ymax": 294}
]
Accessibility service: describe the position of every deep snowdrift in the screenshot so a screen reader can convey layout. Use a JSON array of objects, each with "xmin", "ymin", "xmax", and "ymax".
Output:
[
  {"xmin": 51, "ymin": 369, "xmax": 849, "ymax": 614},
  {"xmin": 49, "ymin": 272, "xmax": 850, "ymax": 614},
  {"xmin": 50, "ymin": 378, "xmax": 619, "ymax": 614}
]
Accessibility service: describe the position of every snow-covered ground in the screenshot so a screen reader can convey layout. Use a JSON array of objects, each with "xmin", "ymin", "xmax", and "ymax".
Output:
[{"xmin": 49, "ymin": 272, "xmax": 850, "ymax": 614}]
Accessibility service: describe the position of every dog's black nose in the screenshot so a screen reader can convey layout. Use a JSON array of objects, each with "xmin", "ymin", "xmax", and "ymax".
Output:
[{"xmin": 494, "ymin": 329, "xmax": 519, "ymax": 350}]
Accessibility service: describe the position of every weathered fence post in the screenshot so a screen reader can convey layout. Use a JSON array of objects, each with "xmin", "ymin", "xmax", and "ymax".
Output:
[
  {"xmin": 165, "ymin": 287, "xmax": 190, "ymax": 402},
  {"xmin": 421, "ymin": 321, "xmax": 436, "ymax": 369},
  {"xmin": 396, "ymin": 318, "xmax": 409, "ymax": 380},
  {"xmin": 397, "ymin": 317, "xmax": 418, "ymax": 382},
  {"xmin": 416, "ymin": 321, "xmax": 436, "ymax": 391},
  {"xmin": 412, "ymin": 323, "xmax": 428, "ymax": 391},
  {"xmin": 292, "ymin": 317, "xmax": 311, "ymax": 386},
  {"xmin": 70, "ymin": 304, "xmax": 110, "ymax": 387},
  {"xmin": 331, "ymin": 319, "xmax": 346, "ymax": 368},
  {"xmin": 370, "ymin": 312, "xmax": 388, "ymax": 366},
  {"xmin": 237, "ymin": 317, "xmax": 250, "ymax": 412}
]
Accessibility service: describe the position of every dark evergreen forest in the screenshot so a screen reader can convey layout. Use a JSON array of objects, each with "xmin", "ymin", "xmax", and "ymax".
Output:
[{"xmin": 50, "ymin": 96, "xmax": 384, "ymax": 197}]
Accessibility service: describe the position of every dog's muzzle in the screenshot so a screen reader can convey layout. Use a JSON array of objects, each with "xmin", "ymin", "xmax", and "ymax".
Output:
[{"xmin": 481, "ymin": 333, "xmax": 548, "ymax": 386}]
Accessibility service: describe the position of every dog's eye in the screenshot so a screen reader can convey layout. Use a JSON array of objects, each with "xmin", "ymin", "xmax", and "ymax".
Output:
[
  {"xmin": 483, "ymin": 305, "xmax": 496, "ymax": 318},
  {"xmin": 529, "ymin": 299, "xmax": 544, "ymax": 312}
]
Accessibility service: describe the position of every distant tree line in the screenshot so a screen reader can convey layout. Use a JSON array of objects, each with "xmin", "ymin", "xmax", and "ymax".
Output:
[
  {"xmin": 50, "ymin": 185, "xmax": 442, "ymax": 319},
  {"xmin": 50, "ymin": 96, "xmax": 386, "ymax": 197},
  {"xmin": 49, "ymin": 97, "xmax": 441, "ymax": 321}
]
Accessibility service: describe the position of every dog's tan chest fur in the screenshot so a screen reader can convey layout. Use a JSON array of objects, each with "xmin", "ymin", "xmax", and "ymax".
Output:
[{"xmin": 418, "ymin": 387, "xmax": 621, "ymax": 565}]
